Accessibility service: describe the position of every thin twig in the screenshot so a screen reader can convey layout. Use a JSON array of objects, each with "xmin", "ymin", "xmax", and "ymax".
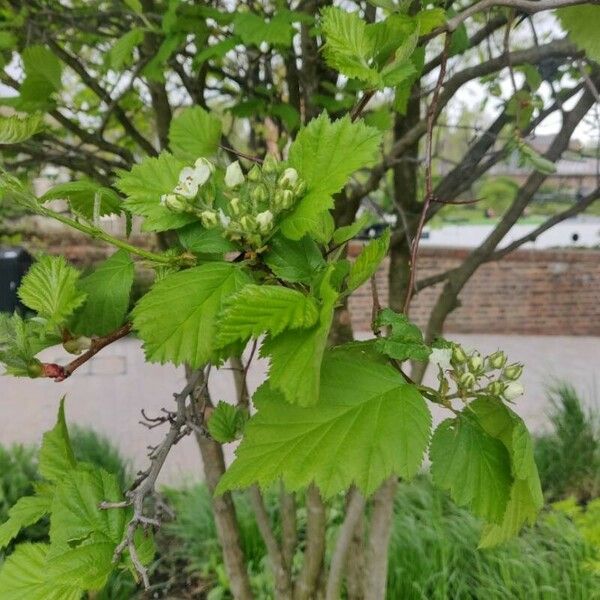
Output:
[
  {"xmin": 219, "ymin": 144, "xmax": 263, "ymax": 163},
  {"xmin": 402, "ymin": 35, "xmax": 451, "ymax": 315}
]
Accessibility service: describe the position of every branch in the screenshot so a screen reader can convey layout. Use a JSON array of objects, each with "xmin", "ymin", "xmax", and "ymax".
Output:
[
  {"xmin": 41, "ymin": 323, "xmax": 133, "ymax": 382},
  {"xmin": 100, "ymin": 368, "xmax": 208, "ymax": 588}
]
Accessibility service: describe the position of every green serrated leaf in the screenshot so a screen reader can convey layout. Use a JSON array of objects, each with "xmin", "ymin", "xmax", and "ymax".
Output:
[
  {"xmin": 117, "ymin": 152, "xmax": 196, "ymax": 232},
  {"xmin": 17, "ymin": 46, "xmax": 62, "ymax": 112},
  {"xmin": 178, "ymin": 222, "xmax": 237, "ymax": 255},
  {"xmin": 132, "ymin": 262, "xmax": 252, "ymax": 368},
  {"xmin": 233, "ymin": 11, "xmax": 295, "ymax": 47},
  {"xmin": 332, "ymin": 214, "xmax": 371, "ymax": 245},
  {"xmin": 18, "ymin": 255, "xmax": 87, "ymax": 326},
  {"xmin": 217, "ymin": 345, "xmax": 430, "ymax": 497},
  {"xmin": 0, "ymin": 113, "xmax": 44, "ymax": 144},
  {"xmin": 208, "ymin": 401, "xmax": 248, "ymax": 443},
  {"xmin": 374, "ymin": 308, "xmax": 431, "ymax": 362},
  {"xmin": 0, "ymin": 543, "xmax": 83, "ymax": 600},
  {"xmin": 41, "ymin": 180, "xmax": 121, "ymax": 220},
  {"xmin": 430, "ymin": 416, "xmax": 512, "ymax": 524},
  {"xmin": 281, "ymin": 113, "xmax": 381, "ymax": 240},
  {"xmin": 168, "ymin": 106, "xmax": 222, "ymax": 161},
  {"xmin": 39, "ymin": 398, "xmax": 76, "ymax": 483},
  {"xmin": 216, "ymin": 285, "xmax": 319, "ymax": 348},
  {"xmin": 0, "ymin": 495, "xmax": 52, "ymax": 550},
  {"xmin": 108, "ymin": 29, "xmax": 144, "ymax": 70},
  {"xmin": 347, "ymin": 228, "xmax": 389, "ymax": 291},
  {"xmin": 264, "ymin": 235, "xmax": 326, "ymax": 284},
  {"xmin": 259, "ymin": 270, "xmax": 338, "ymax": 406},
  {"xmin": 71, "ymin": 250, "xmax": 134, "ymax": 337},
  {"xmin": 557, "ymin": 5, "xmax": 600, "ymax": 63}
]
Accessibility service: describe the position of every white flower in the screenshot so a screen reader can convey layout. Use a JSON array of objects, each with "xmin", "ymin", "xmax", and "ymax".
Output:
[
  {"xmin": 225, "ymin": 161, "xmax": 245, "ymax": 188},
  {"xmin": 278, "ymin": 167, "xmax": 298, "ymax": 189},
  {"xmin": 503, "ymin": 382, "xmax": 524, "ymax": 400},
  {"xmin": 218, "ymin": 209, "xmax": 230, "ymax": 227},
  {"xmin": 176, "ymin": 159, "xmax": 214, "ymax": 198},
  {"xmin": 256, "ymin": 210, "xmax": 274, "ymax": 232},
  {"xmin": 429, "ymin": 348, "xmax": 452, "ymax": 372}
]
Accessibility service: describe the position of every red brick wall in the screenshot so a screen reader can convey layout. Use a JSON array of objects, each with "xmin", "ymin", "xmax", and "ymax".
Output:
[{"xmin": 348, "ymin": 243, "xmax": 600, "ymax": 336}]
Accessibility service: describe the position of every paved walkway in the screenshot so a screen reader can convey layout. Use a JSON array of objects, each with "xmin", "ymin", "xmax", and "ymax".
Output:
[{"xmin": 0, "ymin": 335, "xmax": 598, "ymax": 486}]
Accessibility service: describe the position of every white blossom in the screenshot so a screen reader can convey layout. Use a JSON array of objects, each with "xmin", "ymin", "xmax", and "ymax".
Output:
[
  {"xmin": 278, "ymin": 167, "xmax": 299, "ymax": 188},
  {"xmin": 429, "ymin": 347, "xmax": 452, "ymax": 372},
  {"xmin": 225, "ymin": 161, "xmax": 245, "ymax": 188},
  {"xmin": 503, "ymin": 382, "xmax": 524, "ymax": 400},
  {"xmin": 256, "ymin": 210, "xmax": 274, "ymax": 232},
  {"xmin": 176, "ymin": 159, "xmax": 214, "ymax": 198}
]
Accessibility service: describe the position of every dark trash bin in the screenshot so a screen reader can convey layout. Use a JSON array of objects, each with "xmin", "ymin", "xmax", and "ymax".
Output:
[{"xmin": 0, "ymin": 247, "xmax": 33, "ymax": 313}]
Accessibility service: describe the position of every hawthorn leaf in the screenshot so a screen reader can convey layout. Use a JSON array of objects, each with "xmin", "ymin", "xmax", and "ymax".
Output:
[
  {"xmin": 430, "ymin": 416, "xmax": 512, "ymax": 524},
  {"xmin": 347, "ymin": 228, "xmax": 389, "ymax": 291},
  {"xmin": 259, "ymin": 270, "xmax": 338, "ymax": 406},
  {"xmin": 38, "ymin": 398, "xmax": 76, "ymax": 483},
  {"xmin": 0, "ymin": 543, "xmax": 82, "ymax": 600},
  {"xmin": 108, "ymin": 28, "xmax": 144, "ymax": 70},
  {"xmin": 117, "ymin": 152, "xmax": 196, "ymax": 232},
  {"xmin": 207, "ymin": 402, "xmax": 248, "ymax": 443},
  {"xmin": 281, "ymin": 113, "xmax": 381, "ymax": 239},
  {"xmin": 178, "ymin": 223, "xmax": 237, "ymax": 255},
  {"xmin": 132, "ymin": 262, "xmax": 252, "ymax": 368},
  {"xmin": 72, "ymin": 250, "xmax": 134, "ymax": 337},
  {"xmin": 233, "ymin": 11, "xmax": 296, "ymax": 47},
  {"xmin": 216, "ymin": 285, "xmax": 319, "ymax": 348},
  {"xmin": 0, "ymin": 113, "xmax": 44, "ymax": 144},
  {"xmin": 41, "ymin": 180, "xmax": 122, "ymax": 219},
  {"xmin": 168, "ymin": 106, "xmax": 222, "ymax": 161},
  {"xmin": 18, "ymin": 255, "xmax": 87, "ymax": 326},
  {"xmin": 217, "ymin": 346, "xmax": 431, "ymax": 497},
  {"xmin": 0, "ymin": 495, "xmax": 51, "ymax": 550},
  {"xmin": 374, "ymin": 308, "xmax": 431, "ymax": 362},
  {"xmin": 263, "ymin": 235, "xmax": 326, "ymax": 284},
  {"xmin": 557, "ymin": 5, "xmax": 600, "ymax": 63},
  {"xmin": 332, "ymin": 214, "xmax": 371, "ymax": 245},
  {"xmin": 16, "ymin": 46, "xmax": 62, "ymax": 111}
]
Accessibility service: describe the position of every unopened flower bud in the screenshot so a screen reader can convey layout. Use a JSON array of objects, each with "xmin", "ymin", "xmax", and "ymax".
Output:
[
  {"xmin": 225, "ymin": 161, "xmax": 245, "ymax": 188},
  {"xmin": 503, "ymin": 363, "xmax": 523, "ymax": 381},
  {"xmin": 468, "ymin": 352, "xmax": 483, "ymax": 373},
  {"xmin": 486, "ymin": 381, "xmax": 506, "ymax": 396},
  {"xmin": 63, "ymin": 336, "xmax": 92, "ymax": 355},
  {"xmin": 251, "ymin": 184, "xmax": 269, "ymax": 204},
  {"xmin": 503, "ymin": 382, "xmax": 524, "ymax": 400},
  {"xmin": 27, "ymin": 360, "xmax": 43, "ymax": 379},
  {"xmin": 293, "ymin": 180, "xmax": 307, "ymax": 197},
  {"xmin": 256, "ymin": 210, "xmax": 274, "ymax": 233},
  {"xmin": 247, "ymin": 164, "xmax": 262, "ymax": 182},
  {"xmin": 229, "ymin": 197, "xmax": 241, "ymax": 216},
  {"xmin": 281, "ymin": 189, "xmax": 294, "ymax": 209},
  {"xmin": 200, "ymin": 210, "xmax": 218, "ymax": 228},
  {"xmin": 239, "ymin": 215, "xmax": 256, "ymax": 232},
  {"xmin": 487, "ymin": 350, "xmax": 507, "ymax": 370},
  {"xmin": 451, "ymin": 345, "xmax": 468, "ymax": 365},
  {"xmin": 262, "ymin": 154, "xmax": 279, "ymax": 175},
  {"xmin": 459, "ymin": 372, "xmax": 476, "ymax": 389},
  {"xmin": 277, "ymin": 167, "xmax": 299, "ymax": 189},
  {"xmin": 161, "ymin": 193, "xmax": 187, "ymax": 213}
]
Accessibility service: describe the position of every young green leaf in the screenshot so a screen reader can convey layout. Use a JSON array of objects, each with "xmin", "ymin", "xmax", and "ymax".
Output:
[
  {"xmin": 71, "ymin": 250, "xmax": 134, "ymax": 337},
  {"xmin": 207, "ymin": 402, "xmax": 248, "ymax": 443},
  {"xmin": 264, "ymin": 235, "xmax": 326, "ymax": 284},
  {"xmin": 16, "ymin": 45, "xmax": 62, "ymax": 111},
  {"xmin": 168, "ymin": 106, "xmax": 222, "ymax": 161},
  {"xmin": 374, "ymin": 308, "xmax": 431, "ymax": 362},
  {"xmin": 0, "ymin": 543, "xmax": 83, "ymax": 600},
  {"xmin": 38, "ymin": 398, "xmax": 76, "ymax": 483},
  {"xmin": 217, "ymin": 345, "xmax": 431, "ymax": 497},
  {"xmin": 216, "ymin": 285, "xmax": 320, "ymax": 348},
  {"xmin": 430, "ymin": 416, "xmax": 512, "ymax": 524},
  {"xmin": 332, "ymin": 214, "xmax": 371, "ymax": 245},
  {"xmin": 0, "ymin": 113, "xmax": 44, "ymax": 144},
  {"xmin": 178, "ymin": 223, "xmax": 237, "ymax": 255},
  {"xmin": 117, "ymin": 152, "xmax": 196, "ymax": 232},
  {"xmin": 557, "ymin": 5, "xmax": 600, "ymax": 63},
  {"xmin": 18, "ymin": 255, "xmax": 87, "ymax": 327},
  {"xmin": 0, "ymin": 495, "xmax": 52, "ymax": 550},
  {"xmin": 132, "ymin": 262, "xmax": 252, "ymax": 368},
  {"xmin": 233, "ymin": 11, "xmax": 297, "ymax": 47},
  {"xmin": 41, "ymin": 180, "xmax": 122, "ymax": 219},
  {"xmin": 108, "ymin": 28, "xmax": 144, "ymax": 70},
  {"xmin": 347, "ymin": 228, "xmax": 390, "ymax": 291},
  {"xmin": 281, "ymin": 113, "xmax": 381, "ymax": 239},
  {"xmin": 259, "ymin": 270, "xmax": 338, "ymax": 406}
]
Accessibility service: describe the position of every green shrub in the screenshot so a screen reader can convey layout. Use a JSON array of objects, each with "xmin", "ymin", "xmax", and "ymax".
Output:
[{"xmin": 534, "ymin": 384, "xmax": 600, "ymax": 502}]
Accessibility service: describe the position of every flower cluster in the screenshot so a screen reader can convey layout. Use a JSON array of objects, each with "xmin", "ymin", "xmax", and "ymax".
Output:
[
  {"xmin": 431, "ymin": 344, "xmax": 524, "ymax": 403},
  {"xmin": 160, "ymin": 155, "xmax": 307, "ymax": 249}
]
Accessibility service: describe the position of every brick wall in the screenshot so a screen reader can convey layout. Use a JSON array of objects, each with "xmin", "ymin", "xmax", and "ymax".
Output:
[{"xmin": 347, "ymin": 243, "xmax": 600, "ymax": 336}]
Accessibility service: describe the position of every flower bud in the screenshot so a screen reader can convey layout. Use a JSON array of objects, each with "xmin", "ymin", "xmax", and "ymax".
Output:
[
  {"xmin": 225, "ymin": 161, "xmax": 245, "ymax": 188},
  {"xmin": 451, "ymin": 345, "xmax": 468, "ymax": 365},
  {"xmin": 486, "ymin": 381, "xmax": 506, "ymax": 396},
  {"xmin": 262, "ymin": 154, "xmax": 279, "ymax": 175},
  {"xmin": 459, "ymin": 372, "xmax": 476, "ymax": 389},
  {"xmin": 503, "ymin": 382, "xmax": 524, "ymax": 400},
  {"xmin": 161, "ymin": 193, "xmax": 187, "ymax": 213},
  {"xmin": 63, "ymin": 336, "xmax": 92, "ymax": 355},
  {"xmin": 503, "ymin": 363, "xmax": 523, "ymax": 381},
  {"xmin": 293, "ymin": 179, "xmax": 307, "ymax": 197},
  {"xmin": 277, "ymin": 167, "xmax": 299, "ymax": 189},
  {"xmin": 256, "ymin": 210, "xmax": 274, "ymax": 233},
  {"xmin": 251, "ymin": 184, "xmax": 269, "ymax": 204},
  {"xmin": 27, "ymin": 360, "xmax": 43, "ymax": 378},
  {"xmin": 280, "ymin": 189, "xmax": 294, "ymax": 209},
  {"xmin": 229, "ymin": 197, "xmax": 241, "ymax": 216},
  {"xmin": 239, "ymin": 215, "xmax": 256, "ymax": 232},
  {"xmin": 247, "ymin": 164, "xmax": 262, "ymax": 182},
  {"xmin": 468, "ymin": 352, "xmax": 483, "ymax": 374},
  {"xmin": 200, "ymin": 210, "xmax": 218, "ymax": 228},
  {"xmin": 486, "ymin": 350, "xmax": 507, "ymax": 370}
]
